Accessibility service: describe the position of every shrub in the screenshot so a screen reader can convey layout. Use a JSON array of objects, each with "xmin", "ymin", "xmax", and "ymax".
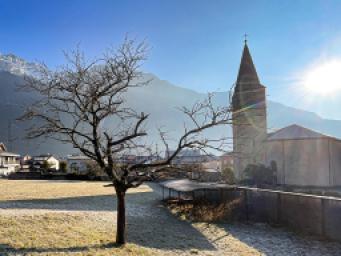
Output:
[
  {"xmin": 167, "ymin": 197, "xmax": 242, "ymax": 222},
  {"xmin": 59, "ymin": 161, "xmax": 67, "ymax": 173},
  {"xmin": 86, "ymin": 161, "xmax": 107, "ymax": 179},
  {"xmin": 242, "ymin": 163, "xmax": 276, "ymax": 186},
  {"xmin": 221, "ymin": 167, "xmax": 235, "ymax": 184},
  {"xmin": 41, "ymin": 160, "xmax": 51, "ymax": 171}
]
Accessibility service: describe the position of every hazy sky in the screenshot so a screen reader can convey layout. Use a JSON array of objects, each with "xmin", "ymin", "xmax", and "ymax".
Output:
[{"xmin": 1, "ymin": 0, "xmax": 341, "ymax": 119}]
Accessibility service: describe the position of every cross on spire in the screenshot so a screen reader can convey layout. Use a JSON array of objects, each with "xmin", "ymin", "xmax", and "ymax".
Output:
[
  {"xmin": 243, "ymin": 33, "xmax": 248, "ymax": 44},
  {"xmin": 236, "ymin": 36, "xmax": 260, "ymax": 85}
]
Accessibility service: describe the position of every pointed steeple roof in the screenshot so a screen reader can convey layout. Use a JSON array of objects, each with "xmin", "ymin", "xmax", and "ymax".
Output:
[
  {"xmin": 236, "ymin": 42, "xmax": 260, "ymax": 84},
  {"xmin": 232, "ymin": 41, "xmax": 266, "ymax": 111}
]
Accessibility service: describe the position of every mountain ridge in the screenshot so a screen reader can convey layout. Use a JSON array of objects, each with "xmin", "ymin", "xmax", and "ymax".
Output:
[
  {"xmin": 0, "ymin": 54, "xmax": 341, "ymax": 155},
  {"xmin": 0, "ymin": 53, "xmax": 39, "ymax": 76}
]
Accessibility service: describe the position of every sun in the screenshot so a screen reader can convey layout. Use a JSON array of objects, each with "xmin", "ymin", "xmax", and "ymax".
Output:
[{"xmin": 302, "ymin": 59, "xmax": 341, "ymax": 95}]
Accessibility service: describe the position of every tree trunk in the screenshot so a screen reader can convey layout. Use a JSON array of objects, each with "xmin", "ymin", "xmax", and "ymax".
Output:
[{"xmin": 116, "ymin": 189, "xmax": 126, "ymax": 245}]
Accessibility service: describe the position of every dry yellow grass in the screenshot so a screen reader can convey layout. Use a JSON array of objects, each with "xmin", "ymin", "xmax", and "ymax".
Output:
[
  {"xmin": 0, "ymin": 213, "xmax": 152, "ymax": 256},
  {"xmin": 0, "ymin": 180, "xmax": 338, "ymax": 256},
  {"xmin": 0, "ymin": 180, "xmax": 155, "ymax": 256},
  {"xmin": 0, "ymin": 179, "xmax": 152, "ymax": 201}
]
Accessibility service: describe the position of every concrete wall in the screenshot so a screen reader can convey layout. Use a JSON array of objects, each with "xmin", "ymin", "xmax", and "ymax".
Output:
[
  {"xmin": 330, "ymin": 140, "xmax": 341, "ymax": 186},
  {"xmin": 242, "ymin": 188, "xmax": 341, "ymax": 242},
  {"xmin": 265, "ymin": 140, "xmax": 284, "ymax": 183},
  {"xmin": 162, "ymin": 185, "xmax": 341, "ymax": 242},
  {"xmin": 266, "ymin": 138, "xmax": 341, "ymax": 187}
]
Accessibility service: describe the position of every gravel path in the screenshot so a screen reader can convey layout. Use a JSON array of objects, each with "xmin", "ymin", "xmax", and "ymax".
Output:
[{"xmin": 0, "ymin": 181, "xmax": 340, "ymax": 255}]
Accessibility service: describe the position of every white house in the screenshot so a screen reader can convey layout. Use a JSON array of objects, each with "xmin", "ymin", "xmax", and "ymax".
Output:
[
  {"xmin": 202, "ymin": 159, "xmax": 222, "ymax": 171},
  {"xmin": 20, "ymin": 155, "xmax": 32, "ymax": 171},
  {"xmin": 32, "ymin": 154, "xmax": 60, "ymax": 171},
  {"xmin": 0, "ymin": 143, "xmax": 20, "ymax": 175}
]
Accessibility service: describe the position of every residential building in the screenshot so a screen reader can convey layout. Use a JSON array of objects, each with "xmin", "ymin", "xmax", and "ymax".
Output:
[
  {"xmin": 202, "ymin": 159, "xmax": 222, "ymax": 171},
  {"xmin": 32, "ymin": 154, "xmax": 60, "ymax": 171},
  {"xmin": 20, "ymin": 155, "xmax": 32, "ymax": 171},
  {"xmin": 0, "ymin": 143, "xmax": 20, "ymax": 175},
  {"xmin": 220, "ymin": 153, "xmax": 234, "ymax": 170},
  {"xmin": 167, "ymin": 149, "xmax": 207, "ymax": 165},
  {"xmin": 66, "ymin": 155, "xmax": 92, "ymax": 174}
]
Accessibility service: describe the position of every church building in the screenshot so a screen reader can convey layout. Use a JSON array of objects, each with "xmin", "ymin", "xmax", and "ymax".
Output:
[
  {"xmin": 232, "ymin": 41, "xmax": 341, "ymax": 187},
  {"xmin": 232, "ymin": 41, "xmax": 267, "ymax": 180}
]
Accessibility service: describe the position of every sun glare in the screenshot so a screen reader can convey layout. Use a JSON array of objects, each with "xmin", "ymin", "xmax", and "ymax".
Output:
[{"xmin": 302, "ymin": 60, "xmax": 341, "ymax": 95}]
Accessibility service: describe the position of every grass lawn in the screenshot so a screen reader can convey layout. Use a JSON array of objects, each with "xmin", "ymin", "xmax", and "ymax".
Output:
[
  {"xmin": 0, "ymin": 213, "xmax": 151, "ymax": 256},
  {"xmin": 0, "ymin": 180, "xmax": 340, "ymax": 256},
  {"xmin": 0, "ymin": 180, "xmax": 154, "ymax": 256},
  {"xmin": 0, "ymin": 179, "xmax": 150, "ymax": 200}
]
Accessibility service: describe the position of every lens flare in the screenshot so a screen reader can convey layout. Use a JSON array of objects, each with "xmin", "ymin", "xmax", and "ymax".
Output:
[{"xmin": 302, "ymin": 59, "xmax": 341, "ymax": 95}]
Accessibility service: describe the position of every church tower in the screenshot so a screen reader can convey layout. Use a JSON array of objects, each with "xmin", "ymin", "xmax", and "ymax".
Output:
[{"xmin": 232, "ymin": 41, "xmax": 267, "ymax": 180}]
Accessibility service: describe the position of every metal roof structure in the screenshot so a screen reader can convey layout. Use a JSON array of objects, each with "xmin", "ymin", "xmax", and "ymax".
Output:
[{"xmin": 160, "ymin": 179, "xmax": 235, "ymax": 192}]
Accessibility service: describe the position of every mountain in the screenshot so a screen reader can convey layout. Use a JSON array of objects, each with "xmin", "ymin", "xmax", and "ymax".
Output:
[
  {"xmin": 0, "ymin": 53, "xmax": 39, "ymax": 76},
  {"xmin": 210, "ymin": 91, "xmax": 341, "ymax": 138},
  {"xmin": 0, "ymin": 71, "xmax": 73, "ymax": 156},
  {"xmin": 1, "ymin": 55, "xmax": 341, "ymax": 156}
]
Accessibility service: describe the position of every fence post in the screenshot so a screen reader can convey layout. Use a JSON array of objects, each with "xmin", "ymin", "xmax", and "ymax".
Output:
[
  {"xmin": 277, "ymin": 192, "xmax": 281, "ymax": 224},
  {"xmin": 321, "ymin": 198, "xmax": 326, "ymax": 237},
  {"xmin": 244, "ymin": 189, "xmax": 249, "ymax": 221},
  {"xmin": 162, "ymin": 186, "xmax": 164, "ymax": 200}
]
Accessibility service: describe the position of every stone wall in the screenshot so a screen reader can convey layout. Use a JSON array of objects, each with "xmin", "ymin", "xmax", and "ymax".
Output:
[{"xmin": 233, "ymin": 106, "xmax": 267, "ymax": 180}]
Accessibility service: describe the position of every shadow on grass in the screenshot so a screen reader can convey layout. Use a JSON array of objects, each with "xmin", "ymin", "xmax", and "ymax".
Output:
[
  {"xmin": 0, "ymin": 242, "xmax": 121, "ymax": 255},
  {"xmin": 0, "ymin": 187, "xmax": 217, "ymax": 252},
  {"xmin": 0, "ymin": 194, "xmax": 118, "ymax": 212}
]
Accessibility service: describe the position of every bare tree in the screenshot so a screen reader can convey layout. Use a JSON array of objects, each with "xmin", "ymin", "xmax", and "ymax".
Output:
[{"xmin": 19, "ymin": 38, "xmax": 232, "ymax": 245}]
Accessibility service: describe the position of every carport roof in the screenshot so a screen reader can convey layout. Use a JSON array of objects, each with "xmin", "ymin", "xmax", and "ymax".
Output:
[{"xmin": 267, "ymin": 124, "xmax": 339, "ymax": 141}]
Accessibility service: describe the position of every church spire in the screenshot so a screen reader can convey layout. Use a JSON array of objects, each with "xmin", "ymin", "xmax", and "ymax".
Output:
[{"xmin": 236, "ymin": 42, "xmax": 260, "ymax": 85}]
